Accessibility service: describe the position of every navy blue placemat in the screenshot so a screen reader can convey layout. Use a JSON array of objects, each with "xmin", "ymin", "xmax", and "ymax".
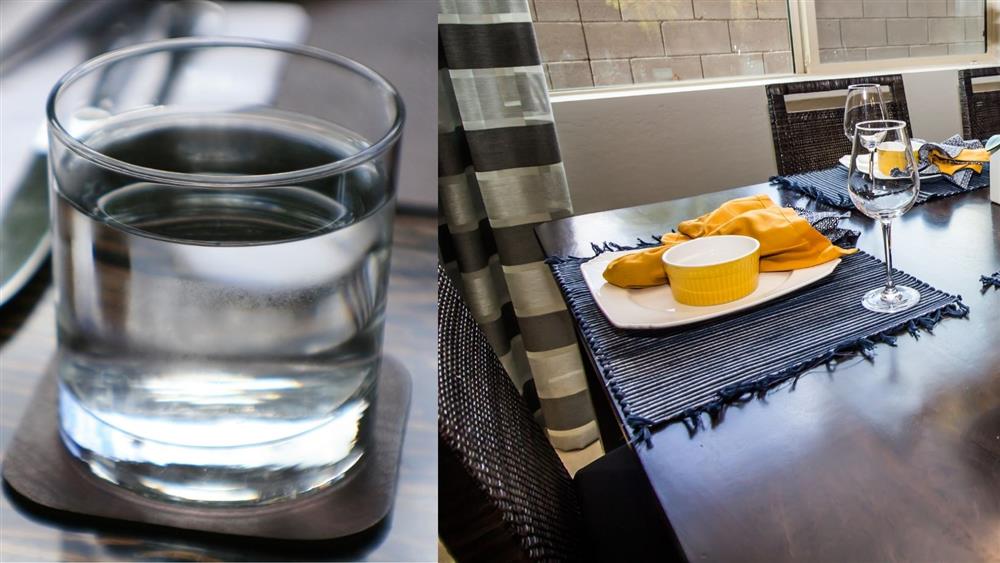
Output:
[
  {"xmin": 770, "ymin": 165, "xmax": 990, "ymax": 210},
  {"xmin": 549, "ymin": 250, "xmax": 969, "ymax": 445}
]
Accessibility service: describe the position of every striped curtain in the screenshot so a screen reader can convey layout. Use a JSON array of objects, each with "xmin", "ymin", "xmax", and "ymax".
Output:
[{"xmin": 438, "ymin": 0, "xmax": 597, "ymax": 450}]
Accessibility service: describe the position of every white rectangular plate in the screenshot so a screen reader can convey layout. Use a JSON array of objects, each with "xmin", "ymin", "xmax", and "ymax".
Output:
[
  {"xmin": 838, "ymin": 154, "xmax": 941, "ymax": 181},
  {"xmin": 580, "ymin": 250, "xmax": 841, "ymax": 329}
]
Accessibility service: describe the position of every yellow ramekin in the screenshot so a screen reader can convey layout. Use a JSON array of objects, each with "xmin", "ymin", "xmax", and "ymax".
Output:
[{"xmin": 662, "ymin": 235, "xmax": 761, "ymax": 306}]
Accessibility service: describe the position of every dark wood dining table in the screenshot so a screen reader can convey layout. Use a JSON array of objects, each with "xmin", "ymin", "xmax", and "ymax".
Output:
[
  {"xmin": 536, "ymin": 182, "xmax": 1000, "ymax": 562},
  {"xmin": 0, "ymin": 214, "xmax": 437, "ymax": 562}
]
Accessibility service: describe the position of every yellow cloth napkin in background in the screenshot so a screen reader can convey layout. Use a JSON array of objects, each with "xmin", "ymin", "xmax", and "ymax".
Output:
[
  {"xmin": 603, "ymin": 194, "xmax": 857, "ymax": 289},
  {"xmin": 926, "ymin": 147, "xmax": 990, "ymax": 176}
]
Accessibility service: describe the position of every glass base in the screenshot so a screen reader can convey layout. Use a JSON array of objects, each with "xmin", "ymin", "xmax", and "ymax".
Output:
[
  {"xmin": 58, "ymin": 383, "xmax": 372, "ymax": 505},
  {"xmin": 861, "ymin": 285, "xmax": 920, "ymax": 314}
]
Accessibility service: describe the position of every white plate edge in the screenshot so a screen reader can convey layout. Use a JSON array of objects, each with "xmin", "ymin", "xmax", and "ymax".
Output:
[{"xmin": 579, "ymin": 250, "xmax": 842, "ymax": 329}]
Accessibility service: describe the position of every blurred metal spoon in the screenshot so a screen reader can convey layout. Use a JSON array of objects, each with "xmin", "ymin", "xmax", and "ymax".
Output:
[
  {"xmin": 0, "ymin": 0, "xmax": 222, "ymax": 308},
  {"xmin": 0, "ymin": 0, "xmax": 140, "ymax": 77}
]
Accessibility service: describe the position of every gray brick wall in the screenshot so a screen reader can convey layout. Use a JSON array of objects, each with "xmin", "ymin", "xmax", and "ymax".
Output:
[
  {"xmin": 818, "ymin": 0, "xmax": 985, "ymax": 62},
  {"xmin": 531, "ymin": 0, "xmax": 986, "ymax": 89}
]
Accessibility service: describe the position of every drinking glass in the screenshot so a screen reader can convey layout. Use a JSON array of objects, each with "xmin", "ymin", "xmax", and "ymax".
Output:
[
  {"xmin": 47, "ymin": 38, "xmax": 404, "ymax": 504},
  {"xmin": 843, "ymin": 84, "xmax": 886, "ymax": 141},
  {"xmin": 847, "ymin": 120, "xmax": 920, "ymax": 313}
]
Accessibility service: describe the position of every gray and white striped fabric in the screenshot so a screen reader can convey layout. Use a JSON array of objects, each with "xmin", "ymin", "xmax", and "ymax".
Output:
[{"xmin": 438, "ymin": 0, "xmax": 597, "ymax": 450}]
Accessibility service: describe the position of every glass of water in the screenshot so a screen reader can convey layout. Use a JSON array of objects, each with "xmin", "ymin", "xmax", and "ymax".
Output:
[
  {"xmin": 847, "ymin": 120, "xmax": 920, "ymax": 314},
  {"xmin": 47, "ymin": 38, "xmax": 403, "ymax": 504}
]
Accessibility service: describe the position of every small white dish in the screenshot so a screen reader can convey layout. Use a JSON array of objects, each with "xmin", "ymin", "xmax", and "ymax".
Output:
[
  {"xmin": 580, "ymin": 249, "xmax": 841, "ymax": 329},
  {"xmin": 838, "ymin": 153, "xmax": 941, "ymax": 181}
]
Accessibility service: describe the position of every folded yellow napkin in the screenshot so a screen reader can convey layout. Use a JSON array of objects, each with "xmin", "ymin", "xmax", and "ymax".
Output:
[
  {"xmin": 603, "ymin": 194, "xmax": 857, "ymax": 289},
  {"xmin": 926, "ymin": 146, "xmax": 990, "ymax": 176}
]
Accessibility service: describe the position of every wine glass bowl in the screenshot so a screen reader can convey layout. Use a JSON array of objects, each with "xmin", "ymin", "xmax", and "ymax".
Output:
[
  {"xmin": 848, "ymin": 120, "xmax": 920, "ymax": 221},
  {"xmin": 843, "ymin": 83, "xmax": 887, "ymax": 142},
  {"xmin": 847, "ymin": 119, "xmax": 921, "ymax": 314}
]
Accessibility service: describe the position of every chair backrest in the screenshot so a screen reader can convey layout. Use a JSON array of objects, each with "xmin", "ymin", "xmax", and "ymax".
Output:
[
  {"xmin": 767, "ymin": 75, "xmax": 911, "ymax": 175},
  {"xmin": 437, "ymin": 266, "xmax": 586, "ymax": 563},
  {"xmin": 958, "ymin": 67, "xmax": 1000, "ymax": 141}
]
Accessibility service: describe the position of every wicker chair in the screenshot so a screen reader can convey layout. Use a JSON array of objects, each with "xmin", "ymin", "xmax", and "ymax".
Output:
[
  {"xmin": 438, "ymin": 267, "xmax": 682, "ymax": 563},
  {"xmin": 958, "ymin": 67, "xmax": 1000, "ymax": 141},
  {"xmin": 767, "ymin": 75, "xmax": 911, "ymax": 175}
]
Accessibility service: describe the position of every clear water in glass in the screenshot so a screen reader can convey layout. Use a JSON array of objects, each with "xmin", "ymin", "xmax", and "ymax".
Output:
[{"xmin": 52, "ymin": 110, "xmax": 393, "ymax": 503}]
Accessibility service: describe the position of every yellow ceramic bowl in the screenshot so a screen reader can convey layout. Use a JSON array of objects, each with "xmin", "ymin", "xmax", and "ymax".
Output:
[{"xmin": 662, "ymin": 235, "xmax": 761, "ymax": 306}]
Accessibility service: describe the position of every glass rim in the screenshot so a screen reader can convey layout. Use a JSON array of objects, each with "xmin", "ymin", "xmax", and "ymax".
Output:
[
  {"xmin": 847, "ymin": 83, "xmax": 881, "ymax": 90},
  {"xmin": 46, "ymin": 36, "xmax": 405, "ymax": 188},
  {"xmin": 854, "ymin": 119, "xmax": 907, "ymax": 132}
]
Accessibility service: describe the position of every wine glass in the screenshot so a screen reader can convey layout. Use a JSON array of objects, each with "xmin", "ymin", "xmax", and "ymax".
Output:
[
  {"xmin": 847, "ymin": 120, "xmax": 921, "ymax": 313},
  {"xmin": 843, "ymin": 84, "xmax": 887, "ymax": 142}
]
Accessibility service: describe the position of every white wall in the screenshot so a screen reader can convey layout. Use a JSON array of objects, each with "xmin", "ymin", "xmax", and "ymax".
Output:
[
  {"xmin": 902, "ymin": 69, "xmax": 964, "ymax": 143},
  {"xmin": 552, "ymin": 68, "xmax": 972, "ymax": 215}
]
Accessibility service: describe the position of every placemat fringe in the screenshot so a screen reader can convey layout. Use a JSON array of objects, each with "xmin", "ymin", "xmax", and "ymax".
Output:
[
  {"xmin": 544, "ymin": 236, "xmax": 661, "ymax": 265},
  {"xmin": 769, "ymin": 174, "xmax": 852, "ymax": 208},
  {"xmin": 632, "ymin": 297, "xmax": 968, "ymax": 448},
  {"xmin": 982, "ymin": 272, "xmax": 1000, "ymax": 291},
  {"xmin": 549, "ymin": 247, "xmax": 970, "ymax": 449}
]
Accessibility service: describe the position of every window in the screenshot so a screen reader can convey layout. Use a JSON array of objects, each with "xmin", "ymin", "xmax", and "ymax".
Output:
[
  {"xmin": 531, "ymin": 0, "xmax": 996, "ymax": 91},
  {"xmin": 800, "ymin": 0, "xmax": 991, "ymax": 71}
]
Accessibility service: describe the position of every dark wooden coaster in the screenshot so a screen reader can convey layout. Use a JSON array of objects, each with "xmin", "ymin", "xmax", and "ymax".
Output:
[{"xmin": 2, "ymin": 357, "xmax": 411, "ymax": 542}]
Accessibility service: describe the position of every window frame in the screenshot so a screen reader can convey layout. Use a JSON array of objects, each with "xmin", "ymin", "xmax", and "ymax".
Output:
[
  {"xmin": 792, "ymin": 0, "xmax": 999, "ymax": 75},
  {"xmin": 548, "ymin": 0, "xmax": 1000, "ymax": 99}
]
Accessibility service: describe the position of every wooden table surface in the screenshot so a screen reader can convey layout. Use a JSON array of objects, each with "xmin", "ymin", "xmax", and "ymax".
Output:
[
  {"xmin": 537, "ymin": 184, "xmax": 1000, "ymax": 562},
  {"xmin": 0, "ymin": 214, "xmax": 437, "ymax": 562}
]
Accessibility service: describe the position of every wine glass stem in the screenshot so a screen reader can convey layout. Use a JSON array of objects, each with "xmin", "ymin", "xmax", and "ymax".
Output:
[{"xmin": 881, "ymin": 219, "xmax": 896, "ymax": 293}]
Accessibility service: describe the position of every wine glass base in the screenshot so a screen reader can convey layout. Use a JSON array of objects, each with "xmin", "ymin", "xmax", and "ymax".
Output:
[{"xmin": 862, "ymin": 285, "xmax": 920, "ymax": 314}]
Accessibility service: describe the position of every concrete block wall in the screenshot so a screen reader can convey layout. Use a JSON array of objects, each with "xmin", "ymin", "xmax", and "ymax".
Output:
[
  {"xmin": 533, "ymin": 0, "xmax": 792, "ymax": 88},
  {"xmin": 817, "ymin": 0, "xmax": 985, "ymax": 62},
  {"xmin": 531, "ymin": 0, "xmax": 986, "ymax": 89}
]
